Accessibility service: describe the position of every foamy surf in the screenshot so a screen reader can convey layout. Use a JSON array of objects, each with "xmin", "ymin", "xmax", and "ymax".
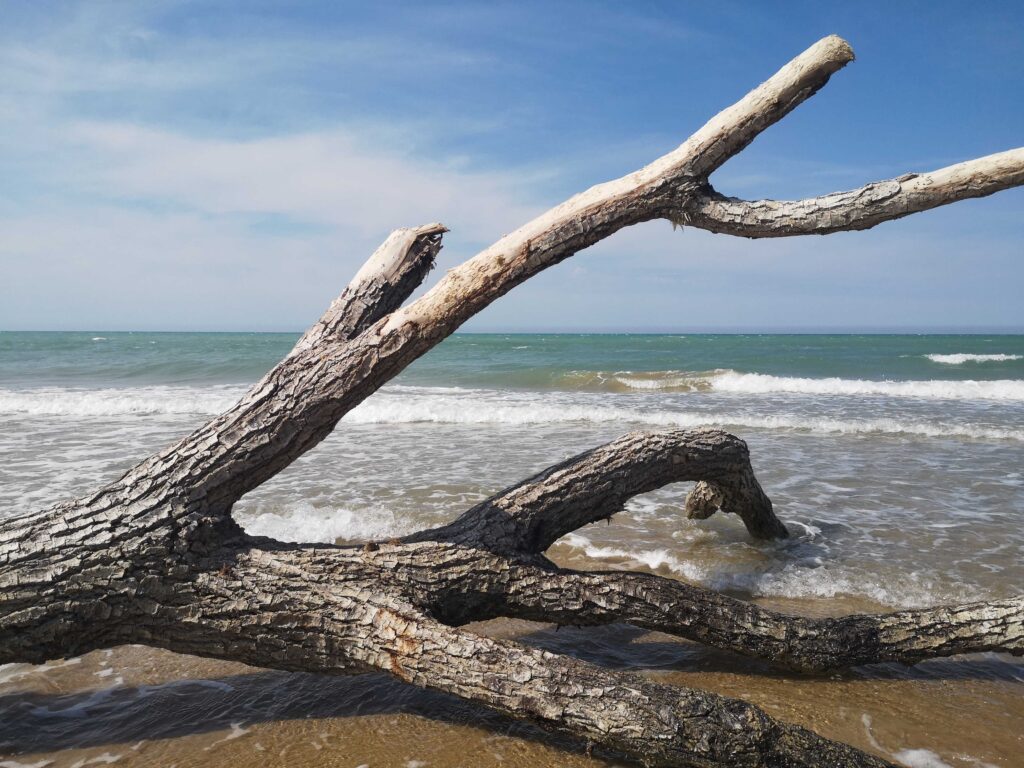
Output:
[
  {"xmin": 926, "ymin": 353, "xmax": 1022, "ymax": 364},
  {"xmin": 0, "ymin": 386, "xmax": 242, "ymax": 416},
  {"xmin": 2, "ymin": 385, "xmax": 1022, "ymax": 441},
  {"xmin": 709, "ymin": 371, "xmax": 1024, "ymax": 400},
  {"xmin": 861, "ymin": 714, "xmax": 999, "ymax": 768},
  {"xmin": 238, "ymin": 502, "xmax": 406, "ymax": 544},
  {"xmin": 558, "ymin": 369, "xmax": 1024, "ymax": 400},
  {"xmin": 345, "ymin": 387, "xmax": 1024, "ymax": 441},
  {"xmin": 559, "ymin": 533, "xmax": 981, "ymax": 608}
]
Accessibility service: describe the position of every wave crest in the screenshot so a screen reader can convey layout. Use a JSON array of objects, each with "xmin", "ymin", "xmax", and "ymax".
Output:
[
  {"xmin": 926, "ymin": 353, "xmax": 1022, "ymax": 365},
  {"xmin": 559, "ymin": 370, "xmax": 717, "ymax": 393},
  {"xmin": 0, "ymin": 386, "xmax": 241, "ymax": 416},
  {"xmin": 346, "ymin": 392, "xmax": 1024, "ymax": 441},
  {"xmin": 710, "ymin": 371, "xmax": 1024, "ymax": 400},
  {"xmin": 2, "ymin": 384, "xmax": 1022, "ymax": 441},
  {"xmin": 556, "ymin": 369, "xmax": 1024, "ymax": 400}
]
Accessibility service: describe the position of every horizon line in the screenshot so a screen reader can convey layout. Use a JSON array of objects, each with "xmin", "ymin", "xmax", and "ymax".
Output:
[{"xmin": 4, "ymin": 326, "xmax": 1024, "ymax": 335}]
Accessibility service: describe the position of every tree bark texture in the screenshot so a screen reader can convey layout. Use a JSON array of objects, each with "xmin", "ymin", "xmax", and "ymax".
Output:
[{"xmin": 2, "ymin": 35, "xmax": 1023, "ymax": 768}]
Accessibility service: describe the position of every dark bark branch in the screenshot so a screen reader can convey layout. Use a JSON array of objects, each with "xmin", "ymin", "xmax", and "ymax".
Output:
[
  {"xmin": 357, "ymin": 608, "xmax": 894, "ymax": 768},
  {"xmin": 128, "ymin": 544, "xmax": 895, "ymax": 768},
  {"xmin": 493, "ymin": 566, "xmax": 1024, "ymax": 673},
  {"xmin": 149, "ymin": 222, "xmax": 447, "ymax": 512},
  {"xmin": 408, "ymin": 428, "xmax": 787, "ymax": 553},
  {"xmin": 0, "ymin": 225, "xmax": 444, "ymax": 664}
]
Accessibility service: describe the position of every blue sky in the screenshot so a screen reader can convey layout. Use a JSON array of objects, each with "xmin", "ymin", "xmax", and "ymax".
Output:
[{"xmin": 1, "ymin": 1, "xmax": 1022, "ymax": 331}]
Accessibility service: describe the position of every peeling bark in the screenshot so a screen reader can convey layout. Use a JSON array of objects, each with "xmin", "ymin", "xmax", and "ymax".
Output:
[{"xmin": 3, "ymin": 34, "xmax": 1023, "ymax": 768}]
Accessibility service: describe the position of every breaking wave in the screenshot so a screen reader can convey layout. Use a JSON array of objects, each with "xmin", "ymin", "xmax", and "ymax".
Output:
[
  {"xmin": 238, "ymin": 502, "xmax": 406, "ymax": 544},
  {"xmin": 345, "ymin": 390, "xmax": 1024, "ymax": 441},
  {"xmin": 0, "ymin": 385, "xmax": 242, "ymax": 416},
  {"xmin": 925, "ymin": 353, "xmax": 1022, "ymax": 365},
  {"xmin": 1, "ymin": 384, "xmax": 1022, "ymax": 441},
  {"xmin": 559, "ymin": 370, "xmax": 716, "ymax": 393},
  {"xmin": 708, "ymin": 371, "xmax": 1024, "ymax": 400},
  {"xmin": 557, "ymin": 369, "xmax": 1024, "ymax": 400}
]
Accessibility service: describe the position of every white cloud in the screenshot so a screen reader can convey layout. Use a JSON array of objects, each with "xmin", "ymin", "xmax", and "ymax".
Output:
[{"xmin": 63, "ymin": 121, "xmax": 543, "ymax": 241}]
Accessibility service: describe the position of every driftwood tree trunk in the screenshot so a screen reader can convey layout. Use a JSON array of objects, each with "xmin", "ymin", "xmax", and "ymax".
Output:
[{"xmin": 3, "ymin": 35, "xmax": 1023, "ymax": 767}]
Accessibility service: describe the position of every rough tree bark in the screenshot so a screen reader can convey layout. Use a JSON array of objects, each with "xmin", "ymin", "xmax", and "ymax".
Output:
[{"xmin": 3, "ymin": 35, "xmax": 1023, "ymax": 768}]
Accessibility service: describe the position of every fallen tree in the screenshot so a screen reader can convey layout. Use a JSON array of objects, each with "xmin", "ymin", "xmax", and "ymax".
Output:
[{"xmin": 2, "ymin": 35, "xmax": 1023, "ymax": 767}]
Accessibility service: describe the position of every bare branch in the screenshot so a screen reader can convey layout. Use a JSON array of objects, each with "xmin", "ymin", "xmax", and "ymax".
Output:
[
  {"xmin": 128, "ymin": 223, "xmax": 446, "ymax": 513},
  {"xmin": 687, "ymin": 149, "xmax": 1024, "ymax": 237},
  {"xmin": 383, "ymin": 36, "xmax": 856, "ymax": 340},
  {"xmin": 408, "ymin": 429, "xmax": 787, "ymax": 553},
  {"xmin": 495, "ymin": 566, "xmax": 1024, "ymax": 673},
  {"xmin": 368, "ymin": 618, "xmax": 894, "ymax": 768},
  {"xmin": 678, "ymin": 34, "xmax": 854, "ymax": 179}
]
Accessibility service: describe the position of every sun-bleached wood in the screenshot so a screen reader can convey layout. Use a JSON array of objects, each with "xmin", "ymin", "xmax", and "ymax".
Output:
[
  {"xmin": 3, "ymin": 35, "xmax": 1023, "ymax": 768},
  {"xmin": 686, "ymin": 149, "xmax": 1024, "ymax": 237}
]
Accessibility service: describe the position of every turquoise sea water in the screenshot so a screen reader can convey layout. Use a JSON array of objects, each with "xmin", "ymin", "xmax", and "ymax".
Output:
[
  {"xmin": 3, "ymin": 331, "xmax": 1024, "ymax": 387},
  {"xmin": 3, "ymin": 329, "xmax": 1023, "ymax": 599},
  {"xmin": 1, "ymin": 331, "xmax": 1023, "ymax": 766}
]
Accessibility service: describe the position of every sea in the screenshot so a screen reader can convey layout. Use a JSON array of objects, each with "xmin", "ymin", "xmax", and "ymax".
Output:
[{"xmin": 1, "ymin": 331, "xmax": 1022, "ymax": 767}]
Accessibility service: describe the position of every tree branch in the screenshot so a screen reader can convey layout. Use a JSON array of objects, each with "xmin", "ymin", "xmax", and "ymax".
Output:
[
  {"xmin": 381, "ymin": 36, "xmax": 855, "ymax": 341},
  {"xmin": 123, "ymin": 222, "xmax": 446, "ymax": 515},
  {"xmin": 677, "ymin": 34, "xmax": 854, "ymax": 179},
  {"xmin": 361, "ymin": 608, "xmax": 894, "ymax": 768},
  {"xmin": 153, "ymin": 549, "xmax": 894, "ymax": 768},
  {"xmin": 410, "ymin": 429, "xmax": 787, "ymax": 553},
  {"xmin": 686, "ymin": 149, "xmax": 1024, "ymax": 237},
  {"xmin": 494, "ymin": 566, "xmax": 1024, "ymax": 673}
]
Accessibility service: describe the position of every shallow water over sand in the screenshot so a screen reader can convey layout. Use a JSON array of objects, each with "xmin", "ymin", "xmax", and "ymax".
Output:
[
  {"xmin": 2, "ymin": 607, "xmax": 1022, "ymax": 767},
  {"xmin": 1, "ymin": 333, "xmax": 1022, "ymax": 766}
]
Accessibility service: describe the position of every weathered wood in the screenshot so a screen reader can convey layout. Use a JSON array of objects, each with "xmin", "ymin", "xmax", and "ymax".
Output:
[
  {"xmin": 686, "ymin": 149, "xmax": 1024, "ymax": 237},
  {"xmin": 3, "ymin": 34, "xmax": 1024, "ymax": 768},
  {"xmin": 406, "ymin": 429, "xmax": 787, "ymax": 551}
]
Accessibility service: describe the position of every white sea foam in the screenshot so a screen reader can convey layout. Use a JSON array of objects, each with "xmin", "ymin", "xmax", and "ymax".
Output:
[
  {"xmin": 862, "ymin": 714, "xmax": 997, "ymax": 768},
  {"xmin": 926, "ymin": 353, "xmax": 1022, "ymax": 365},
  {"xmin": 889, "ymin": 749, "xmax": 956, "ymax": 768},
  {"xmin": 2, "ymin": 385, "xmax": 1022, "ymax": 441},
  {"xmin": 709, "ymin": 371, "xmax": 1024, "ymax": 400},
  {"xmin": 560, "ymin": 533, "xmax": 979, "ymax": 608},
  {"xmin": 205, "ymin": 722, "xmax": 250, "ymax": 751},
  {"xmin": 69, "ymin": 754, "xmax": 122, "ymax": 767},
  {"xmin": 563, "ymin": 368, "xmax": 1024, "ymax": 399},
  {"xmin": 0, "ymin": 386, "xmax": 242, "ymax": 416},
  {"xmin": 238, "ymin": 502, "xmax": 405, "ymax": 543},
  {"xmin": 347, "ymin": 394, "xmax": 1024, "ymax": 440}
]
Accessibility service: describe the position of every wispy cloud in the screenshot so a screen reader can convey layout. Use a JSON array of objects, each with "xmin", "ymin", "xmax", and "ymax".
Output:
[{"xmin": 63, "ymin": 121, "xmax": 543, "ymax": 240}]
